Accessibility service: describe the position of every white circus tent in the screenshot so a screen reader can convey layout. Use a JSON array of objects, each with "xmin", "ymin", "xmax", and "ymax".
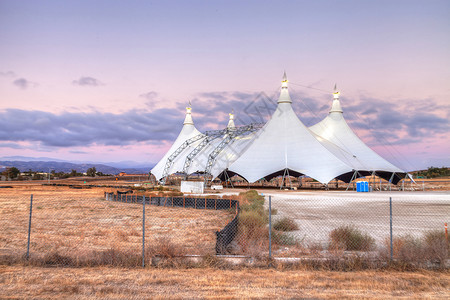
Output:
[
  {"xmin": 150, "ymin": 106, "xmax": 204, "ymax": 181},
  {"xmin": 308, "ymin": 87, "xmax": 406, "ymax": 184},
  {"xmin": 151, "ymin": 73, "xmax": 406, "ymax": 186},
  {"xmin": 226, "ymin": 73, "xmax": 354, "ymax": 184}
]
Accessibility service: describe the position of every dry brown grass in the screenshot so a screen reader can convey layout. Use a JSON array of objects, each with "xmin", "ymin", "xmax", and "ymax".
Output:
[
  {"xmin": 0, "ymin": 183, "xmax": 233, "ymax": 263},
  {"xmin": 0, "ymin": 265, "xmax": 448, "ymax": 299}
]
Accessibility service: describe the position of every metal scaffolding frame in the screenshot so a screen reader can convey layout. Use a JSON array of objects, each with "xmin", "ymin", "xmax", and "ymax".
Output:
[
  {"xmin": 204, "ymin": 123, "xmax": 263, "ymax": 185},
  {"xmin": 160, "ymin": 124, "xmax": 263, "ymax": 185},
  {"xmin": 159, "ymin": 133, "xmax": 206, "ymax": 185}
]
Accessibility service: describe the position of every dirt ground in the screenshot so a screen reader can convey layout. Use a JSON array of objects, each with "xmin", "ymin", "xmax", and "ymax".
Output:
[
  {"xmin": 212, "ymin": 188, "xmax": 450, "ymax": 245},
  {"xmin": 0, "ymin": 183, "xmax": 234, "ymax": 259},
  {"xmin": 0, "ymin": 265, "xmax": 449, "ymax": 299},
  {"xmin": 263, "ymin": 190, "xmax": 449, "ymax": 245}
]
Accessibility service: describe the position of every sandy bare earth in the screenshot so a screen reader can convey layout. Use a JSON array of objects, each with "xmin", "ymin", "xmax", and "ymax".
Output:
[{"xmin": 217, "ymin": 189, "xmax": 450, "ymax": 245}]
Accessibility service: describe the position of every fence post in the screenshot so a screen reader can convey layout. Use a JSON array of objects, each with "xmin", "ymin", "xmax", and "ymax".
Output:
[
  {"xmin": 445, "ymin": 223, "xmax": 448, "ymax": 245},
  {"xmin": 26, "ymin": 194, "xmax": 33, "ymax": 260},
  {"xmin": 269, "ymin": 195, "xmax": 272, "ymax": 259},
  {"xmin": 390, "ymin": 197, "xmax": 393, "ymax": 261},
  {"xmin": 142, "ymin": 195, "xmax": 146, "ymax": 268}
]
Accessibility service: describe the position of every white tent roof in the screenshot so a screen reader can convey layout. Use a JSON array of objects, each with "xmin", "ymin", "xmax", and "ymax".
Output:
[
  {"xmin": 308, "ymin": 89, "xmax": 404, "ymax": 176},
  {"xmin": 184, "ymin": 112, "xmax": 254, "ymax": 178},
  {"xmin": 151, "ymin": 106, "xmax": 204, "ymax": 180},
  {"xmin": 151, "ymin": 77, "xmax": 406, "ymax": 185},
  {"xmin": 227, "ymin": 74, "xmax": 353, "ymax": 184}
]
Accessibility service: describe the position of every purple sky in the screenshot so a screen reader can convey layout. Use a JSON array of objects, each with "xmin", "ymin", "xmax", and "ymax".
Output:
[{"xmin": 0, "ymin": 0, "xmax": 449, "ymax": 171}]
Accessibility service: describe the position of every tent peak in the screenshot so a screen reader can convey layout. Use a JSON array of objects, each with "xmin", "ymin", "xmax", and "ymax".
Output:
[
  {"xmin": 227, "ymin": 110, "xmax": 236, "ymax": 129},
  {"xmin": 330, "ymin": 86, "xmax": 343, "ymax": 113},
  {"xmin": 183, "ymin": 104, "xmax": 195, "ymax": 125},
  {"xmin": 278, "ymin": 71, "xmax": 292, "ymax": 103}
]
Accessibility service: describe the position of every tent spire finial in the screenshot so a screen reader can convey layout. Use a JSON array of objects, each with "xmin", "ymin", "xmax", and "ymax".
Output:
[
  {"xmin": 282, "ymin": 71, "xmax": 288, "ymax": 89},
  {"xmin": 333, "ymin": 84, "xmax": 340, "ymax": 100},
  {"xmin": 278, "ymin": 71, "xmax": 292, "ymax": 103},
  {"xmin": 184, "ymin": 103, "xmax": 194, "ymax": 125},
  {"xmin": 330, "ymin": 84, "xmax": 343, "ymax": 113},
  {"xmin": 227, "ymin": 109, "xmax": 236, "ymax": 129}
]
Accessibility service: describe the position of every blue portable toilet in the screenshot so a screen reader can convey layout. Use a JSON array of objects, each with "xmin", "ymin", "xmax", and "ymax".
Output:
[
  {"xmin": 356, "ymin": 181, "xmax": 362, "ymax": 192},
  {"xmin": 363, "ymin": 181, "xmax": 369, "ymax": 192},
  {"xmin": 356, "ymin": 181, "xmax": 369, "ymax": 192}
]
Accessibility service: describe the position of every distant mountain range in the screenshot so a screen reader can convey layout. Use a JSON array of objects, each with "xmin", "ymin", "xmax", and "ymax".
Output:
[{"xmin": 0, "ymin": 156, "xmax": 155, "ymax": 174}]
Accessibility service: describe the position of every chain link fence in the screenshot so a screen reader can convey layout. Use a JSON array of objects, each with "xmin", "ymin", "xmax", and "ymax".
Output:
[
  {"xmin": 0, "ymin": 187, "xmax": 448, "ymax": 268},
  {"xmin": 228, "ymin": 190, "xmax": 449, "ymax": 267}
]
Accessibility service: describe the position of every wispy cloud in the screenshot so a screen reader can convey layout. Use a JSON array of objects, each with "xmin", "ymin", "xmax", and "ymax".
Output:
[
  {"xmin": 0, "ymin": 142, "xmax": 26, "ymax": 149},
  {"xmin": 139, "ymin": 91, "xmax": 162, "ymax": 108},
  {"xmin": 139, "ymin": 91, "xmax": 158, "ymax": 100},
  {"xmin": 13, "ymin": 78, "xmax": 37, "ymax": 90},
  {"xmin": 0, "ymin": 71, "xmax": 16, "ymax": 77},
  {"xmin": 72, "ymin": 76, "xmax": 104, "ymax": 86}
]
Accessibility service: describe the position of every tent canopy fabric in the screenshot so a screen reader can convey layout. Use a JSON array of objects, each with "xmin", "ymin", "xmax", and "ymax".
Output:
[
  {"xmin": 226, "ymin": 76, "xmax": 354, "ymax": 184},
  {"xmin": 151, "ymin": 75, "xmax": 405, "ymax": 185},
  {"xmin": 150, "ymin": 106, "xmax": 204, "ymax": 181},
  {"xmin": 308, "ymin": 90, "xmax": 405, "ymax": 183}
]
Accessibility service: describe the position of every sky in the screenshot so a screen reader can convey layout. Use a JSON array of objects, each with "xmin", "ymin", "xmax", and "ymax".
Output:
[{"xmin": 0, "ymin": 0, "xmax": 449, "ymax": 171}]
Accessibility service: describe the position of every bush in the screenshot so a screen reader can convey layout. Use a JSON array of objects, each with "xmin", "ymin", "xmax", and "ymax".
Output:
[
  {"xmin": 423, "ymin": 230, "xmax": 448, "ymax": 263},
  {"xmin": 380, "ymin": 235, "xmax": 424, "ymax": 265},
  {"xmin": 147, "ymin": 237, "xmax": 185, "ymax": 258},
  {"xmin": 329, "ymin": 225, "xmax": 375, "ymax": 251},
  {"xmin": 239, "ymin": 209, "xmax": 266, "ymax": 229},
  {"xmin": 380, "ymin": 230, "xmax": 448, "ymax": 267},
  {"xmin": 273, "ymin": 217, "xmax": 299, "ymax": 231},
  {"xmin": 272, "ymin": 230, "xmax": 298, "ymax": 246},
  {"xmin": 236, "ymin": 190, "xmax": 269, "ymax": 255}
]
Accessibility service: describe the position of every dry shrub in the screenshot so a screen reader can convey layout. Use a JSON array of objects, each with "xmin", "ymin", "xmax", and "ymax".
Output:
[
  {"xmin": 239, "ymin": 209, "xmax": 266, "ymax": 230},
  {"xmin": 423, "ymin": 230, "xmax": 449, "ymax": 263},
  {"xmin": 273, "ymin": 217, "xmax": 299, "ymax": 231},
  {"xmin": 237, "ymin": 190, "xmax": 265, "ymax": 207},
  {"xmin": 329, "ymin": 225, "xmax": 375, "ymax": 251},
  {"xmin": 40, "ymin": 251, "xmax": 75, "ymax": 266},
  {"xmin": 234, "ymin": 190, "xmax": 269, "ymax": 255},
  {"xmin": 90, "ymin": 248, "xmax": 142, "ymax": 267},
  {"xmin": 272, "ymin": 230, "xmax": 298, "ymax": 246},
  {"xmin": 380, "ymin": 235, "xmax": 424, "ymax": 264},
  {"xmin": 237, "ymin": 210, "xmax": 268, "ymax": 255},
  {"xmin": 147, "ymin": 237, "xmax": 185, "ymax": 258},
  {"xmin": 379, "ymin": 230, "xmax": 448, "ymax": 268},
  {"xmin": 25, "ymin": 248, "xmax": 142, "ymax": 267}
]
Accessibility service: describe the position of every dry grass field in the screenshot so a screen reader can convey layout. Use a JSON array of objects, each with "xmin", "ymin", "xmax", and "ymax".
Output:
[
  {"xmin": 0, "ymin": 182, "xmax": 234, "ymax": 262},
  {"xmin": 0, "ymin": 265, "xmax": 448, "ymax": 299},
  {"xmin": 1, "ymin": 181, "xmax": 449, "ymax": 298}
]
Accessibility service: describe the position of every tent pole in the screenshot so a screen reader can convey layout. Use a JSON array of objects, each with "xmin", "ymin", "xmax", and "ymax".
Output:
[
  {"xmin": 345, "ymin": 170, "xmax": 357, "ymax": 191},
  {"xmin": 372, "ymin": 171, "xmax": 378, "ymax": 191},
  {"xmin": 226, "ymin": 171, "xmax": 234, "ymax": 189},
  {"xmin": 402, "ymin": 173, "xmax": 408, "ymax": 191},
  {"xmin": 280, "ymin": 168, "xmax": 286, "ymax": 190},
  {"xmin": 371, "ymin": 171, "xmax": 376, "ymax": 191},
  {"xmin": 286, "ymin": 169, "xmax": 292, "ymax": 189},
  {"xmin": 388, "ymin": 172, "xmax": 395, "ymax": 191}
]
